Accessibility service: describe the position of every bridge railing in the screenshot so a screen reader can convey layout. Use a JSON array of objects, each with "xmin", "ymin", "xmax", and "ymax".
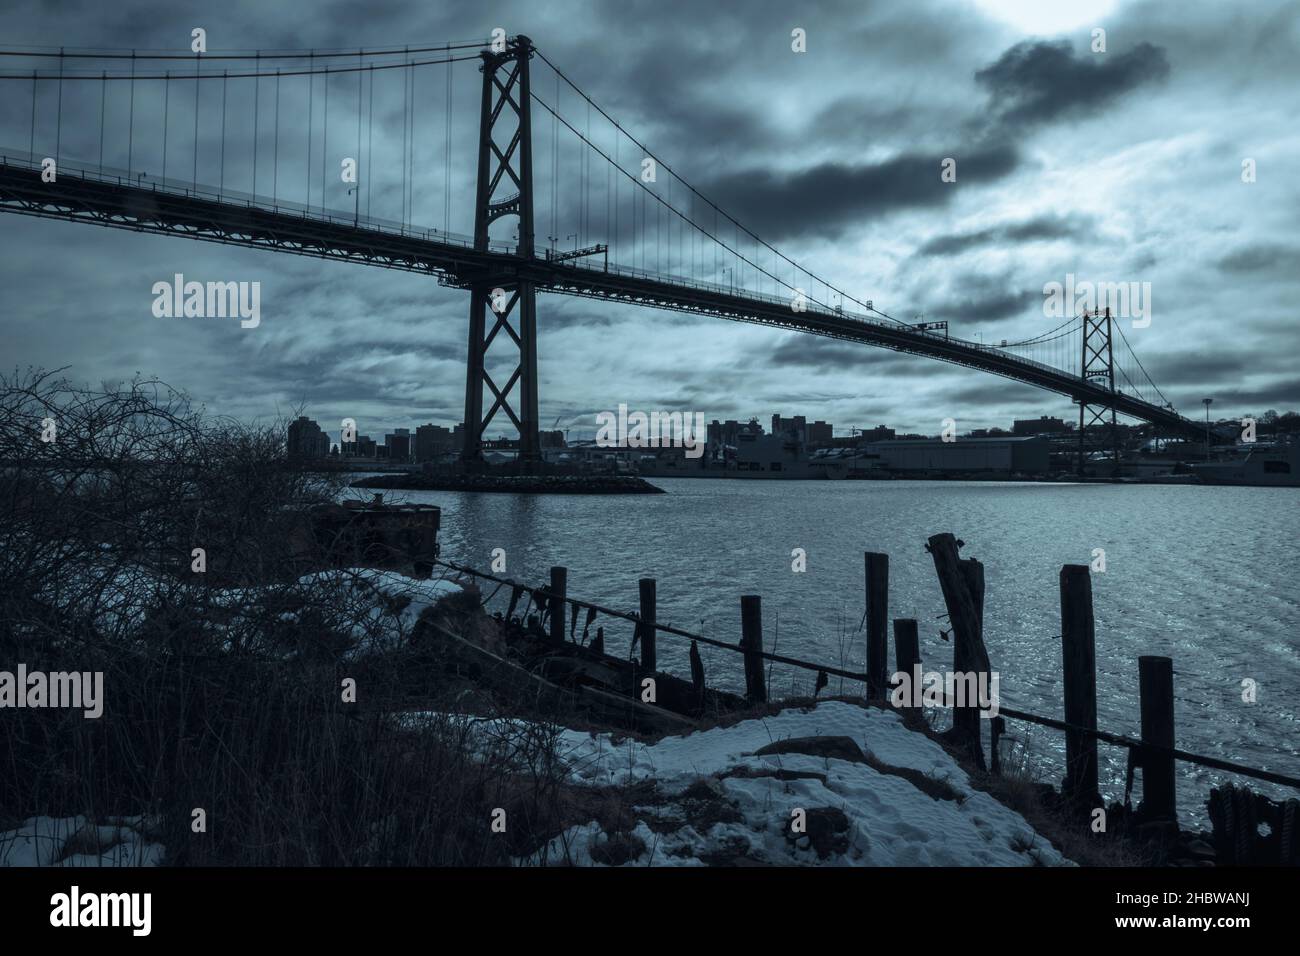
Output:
[
  {"xmin": 0, "ymin": 149, "xmax": 516, "ymax": 257},
  {"xmin": 545, "ymin": 249, "xmax": 1119, "ymax": 387}
]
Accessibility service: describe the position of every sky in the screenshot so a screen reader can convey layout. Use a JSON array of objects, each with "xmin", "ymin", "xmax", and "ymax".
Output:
[{"xmin": 1, "ymin": 0, "xmax": 1298, "ymax": 443}]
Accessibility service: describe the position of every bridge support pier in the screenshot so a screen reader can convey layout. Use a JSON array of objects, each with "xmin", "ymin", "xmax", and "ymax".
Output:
[{"xmin": 459, "ymin": 34, "xmax": 541, "ymax": 472}]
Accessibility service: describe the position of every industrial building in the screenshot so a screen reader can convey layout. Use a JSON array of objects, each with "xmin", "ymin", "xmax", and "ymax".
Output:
[{"xmin": 862, "ymin": 437, "xmax": 1050, "ymax": 475}]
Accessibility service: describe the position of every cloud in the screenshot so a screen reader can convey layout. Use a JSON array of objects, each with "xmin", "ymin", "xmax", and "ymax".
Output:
[
  {"xmin": 762, "ymin": 334, "xmax": 923, "ymax": 372},
  {"xmin": 699, "ymin": 145, "xmax": 1020, "ymax": 241},
  {"xmin": 1216, "ymin": 243, "xmax": 1300, "ymax": 275},
  {"xmin": 976, "ymin": 39, "xmax": 1171, "ymax": 130},
  {"xmin": 917, "ymin": 214, "xmax": 1096, "ymax": 256}
]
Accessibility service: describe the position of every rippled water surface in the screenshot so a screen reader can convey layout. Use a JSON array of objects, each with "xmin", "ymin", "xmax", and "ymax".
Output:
[{"xmin": 379, "ymin": 478, "xmax": 1299, "ymax": 824}]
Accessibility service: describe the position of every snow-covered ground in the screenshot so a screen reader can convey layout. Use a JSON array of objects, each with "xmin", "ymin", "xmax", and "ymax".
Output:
[
  {"xmin": 282, "ymin": 568, "xmax": 461, "ymax": 658},
  {"xmin": 526, "ymin": 700, "xmax": 1071, "ymax": 867},
  {"xmin": 0, "ymin": 815, "xmax": 164, "ymax": 867}
]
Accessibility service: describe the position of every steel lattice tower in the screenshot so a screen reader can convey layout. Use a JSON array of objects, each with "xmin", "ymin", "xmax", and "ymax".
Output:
[
  {"xmin": 460, "ymin": 35, "xmax": 540, "ymax": 469},
  {"xmin": 1076, "ymin": 307, "xmax": 1120, "ymax": 476}
]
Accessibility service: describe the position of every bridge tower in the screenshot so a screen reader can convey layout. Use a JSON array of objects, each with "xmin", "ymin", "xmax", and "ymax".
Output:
[
  {"xmin": 460, "ymin": 35, "xmax": 541, "ymax": 470},
  {"xmin": 1076, "ymin": 307, "xmax": 1120, "ymax": 476}
]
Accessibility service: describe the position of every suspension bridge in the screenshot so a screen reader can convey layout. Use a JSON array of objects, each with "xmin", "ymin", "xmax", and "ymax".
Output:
[{"xmin": 0, "ymin": 34, "xmax": 1211, "ymax": 470}]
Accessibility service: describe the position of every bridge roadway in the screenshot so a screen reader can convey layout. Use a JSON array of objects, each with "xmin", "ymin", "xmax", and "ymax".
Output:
[{"xmin": 0, "ymin": 156, "xmax": 1207, "ymax": 440}]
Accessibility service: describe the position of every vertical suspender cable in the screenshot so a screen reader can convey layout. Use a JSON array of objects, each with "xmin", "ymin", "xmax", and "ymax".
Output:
[
  {"xmin": 253, "ymin": 53, "xmax": 259, "ymax": 197},
  {"xmin": 444, "ymin": 43, "xmax": 451, "ymax": 233},
  {"xmin": 162, "ymin": 71, "xmax": 170, "ymax": 183},
  {"xmin": 29, "ymin": 69, "xmax": 36, "ymax": 161},
  {"xmin": 613, "ymin": 132, "xmax": 618, "ymax": 260},
  {"xmin": 400, "ymin": 51, "xmax": 408, "ymax": 227},
  {"xmin": 219, "ymin": 69, "xmax": 227, "ymax": 195},
  {"xmin": 409, "ymin": 60, "xmax": 416, "ymax": 225},
  {"xmin": 98, "ymin": 70, "xmax": 106, "ymax": 174},
  {"xmin": 193, "ymin": 49, "xmax": 200, "ymax": 187},
  {"xmin": 307, "ymin": 53, "xmax": 314, "ymax": 211},
  {"xmin": 355, "ymin": 50, "xmax": 362, "ymax": 221},
  {"xmin": 405, "ymin": 63, "xmax": 410, "ymax": 226},
  {"xmin": 273, "ymin": 68, "xmax": 280, "ymax": 204},
  {"xmin": 367, "ymin": 64, "xmax": 374, "ymax": 221},
  {"xmin": 54, "ymin": 48, "xmax": 63, "ymax": 162},
  {"xmin": 127, "ymin": 53, "xmax": 135, "ymax": 174},
  {"xmin": 322, "ymin": 66, "xmax": 329, "ymax": 214}
]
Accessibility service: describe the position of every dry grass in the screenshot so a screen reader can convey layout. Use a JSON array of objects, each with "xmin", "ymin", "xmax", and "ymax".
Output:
[{"xmin": 0, "ymin": 370, "xmax": 573, "ymax": 866}]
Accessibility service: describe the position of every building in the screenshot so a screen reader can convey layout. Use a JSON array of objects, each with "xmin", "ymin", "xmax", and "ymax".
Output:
[
  {"xmin": 771, "ymin": 414, "xmax": 806, "ymax": 439},
  {"xmin": 287, "ymin": 416, "xmax": 330, "ymax": 459},
  {"xmin": 415, "ymin": 424, "xmax": 455, "ymax": 462},
  {"xmin": 341, "ymin": 434, "xmax": 378, "ymax": 458},
  {"xmin": 1013, "ymin": 416, "xmax": 1071, "ymax": 436},
  {"xmin": 771, "ymin": 414, "xmax": 835, "ymax": 448},
  {"xmin": 707, "ymin": 418, "xmax": 763, "ymax": 449},
  {"xmin": 540, "ymin": 429, "xmax": 566, "ymax": 449},
  {"xmin": 862, "ymin": 436, "xmax": 1050, "ymax": 474},
  {"xmin": 385, "ymin": 428, "xmax": 411, "ymax": 463}
]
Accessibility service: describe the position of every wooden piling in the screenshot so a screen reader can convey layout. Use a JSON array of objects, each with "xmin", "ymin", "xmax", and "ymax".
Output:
[
  {"xmin": 740, "ymin": 595, "xmax": 766, "ymax": 704},
  {"xmin": 892, "ymin": 618, "xmax": 920, "ymax": 713},
  {"xmin": 639, "ymin": 578, "xmax": 657, "ymax": 673},
  {"xmin": 865, "ymin": 552, "xmax": 889, "ymax": 700},
  {"xmin": 689, "ymin": 640, "xmax": 706, "ymax": 716},
  {"xmin": 955, "ymin": 556, "xmax": 987, "ymax": 757},
  {"xmin": 1059, "ymin": 564, "xmax": 1100, "ymax": 806},
  {"xmin": 1139, "ymin": 655, "xmax": 1177, "ymax": 822},
  {"xmin": 927, "ymin": 533, "xmax": 991, "ymax": 770},
  {"xmin": 549, "ymin": 566, "xmax": 567, "ymax": 645}
]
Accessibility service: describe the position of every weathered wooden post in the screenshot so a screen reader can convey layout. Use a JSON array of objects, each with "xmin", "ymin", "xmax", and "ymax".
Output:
[
  {"xmin": 865, "ymin": 552, "xmax": 889, "ymax": 700},
  {"xmin": 1060, "ymin": 564, "xmax": 1100, "ymax": 807},
  {"xmin": 639, "ymin": 578, "xmax": 657, "ymax": 672},
  {"xmin": 740, "ymin": 595, "xmax": 766, "ymax": 704},
  {"xmin": 689, "ymin": 640, "xmax": 706, "ymax": 716},
  {"xmin": 549, "ymin": 566, "xmax": 567, "ymax": 644},
  {"xmin": 954, "ymin": 557, "xmax": 985, "ymax": 751},
  {"xmin": 892, "ymin": 618, "xmax": 920, "ymax": 715},
  {"xmin": 1138, "ymin": 655, "xmax": 1177, "ymax": 822},
  {"xmin": 926, "ymin": 533, "xmax": 991, "ymax": 770}
]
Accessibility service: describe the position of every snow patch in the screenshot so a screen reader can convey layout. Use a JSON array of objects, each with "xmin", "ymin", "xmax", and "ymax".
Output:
[
  {"xmin": 0, "ymin": 815, "xmax": 164, "ymax": 868},
  {"xmin": 526, "ymin": 700, "xmax": 1071, "ymax": 867}
]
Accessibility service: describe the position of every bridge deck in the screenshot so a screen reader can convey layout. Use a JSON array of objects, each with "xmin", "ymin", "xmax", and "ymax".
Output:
[{"xmin": 0, "ymin": 155, "xmax": 1205, "ymax": 439}]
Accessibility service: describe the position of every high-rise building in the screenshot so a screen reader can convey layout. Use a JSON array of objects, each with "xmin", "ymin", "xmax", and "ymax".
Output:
[
  {"xmin": 287, "ymin": 416, "xmax": 330, "ymax": 458},
  {"xmin": 385, "ymin": 428, "xmax": 411, "ymax": 463},
  {"xmin": 415, "ymin": 423, "xmax": 455, "ymax": 462}
]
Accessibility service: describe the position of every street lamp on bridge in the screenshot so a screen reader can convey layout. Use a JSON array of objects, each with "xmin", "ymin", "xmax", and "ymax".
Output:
[{"xmin": 1202, "ymin": 398, "xmax": 1214, "ymax": 460}]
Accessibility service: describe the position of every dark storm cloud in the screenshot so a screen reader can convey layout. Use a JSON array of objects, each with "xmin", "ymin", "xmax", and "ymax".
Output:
[
  {"xmin": 762, "ymin": 335, "xmax": 919, "ymax": 373},
  {"xmin": 1148, "ymin": 345, "xmax": 1297, "ymax": 388},
  {"xmin": 976, "ymin": 39, "xmax": 1171, "ymax": 130},
  {"xmin": 1207, "ymin": 379, "xmax": 1300, "ymax": 412},
  {"xmin": 1216, "ymin": 243, "xmax": 1300, "ymax": 275},
  {"xmin": 942, "ymin": 377, "xmax": 1056, "ymax": 409},
  {"xmin": 699, "ymin": 145, "xmax": 1020, "ymax": 241},
  {"xmin": 917, "ymin": 214, "xmax": 1097, "ymax": 256},
  {"xmin": 925, "ymin": 274, "xmax": 1041, "ymax": 326}
]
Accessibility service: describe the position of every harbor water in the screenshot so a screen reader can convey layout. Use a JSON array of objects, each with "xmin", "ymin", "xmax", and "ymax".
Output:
[{"xmin": 382, "ymin": 477, "xmax": 1299, "ymax": 826}]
